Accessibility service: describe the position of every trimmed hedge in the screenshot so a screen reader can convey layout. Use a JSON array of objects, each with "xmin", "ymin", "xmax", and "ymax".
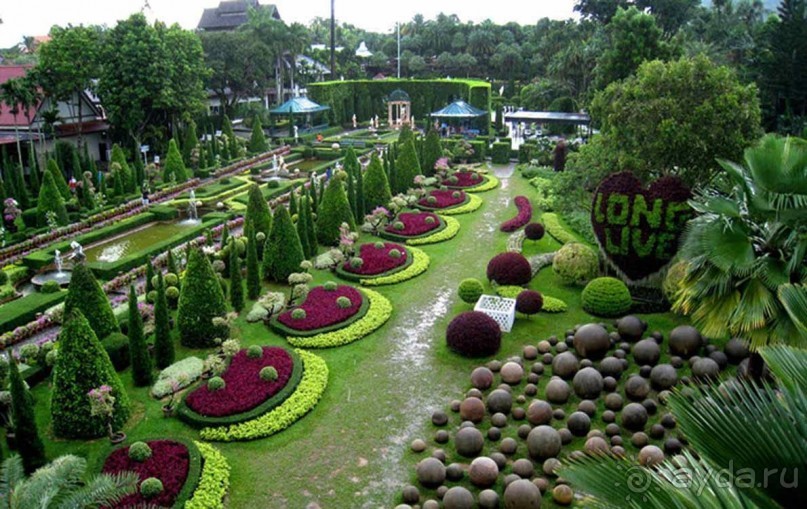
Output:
[
  {"xmin": 434, "ymin": 193, "xmax": 483, "ymax": 216},
  {"xmin": 359, "ymin": 246, "xmax": 429, "ymax": 286},
  {"xmin": 405, "ymin": 216, "xmax": 460, "ymax": 246},
  {"xmin": 463, "ymin": 175, "xmax": 499, "ymax": 193},
  {"xmin": 199, "ymin": 350, "xmax": 329, "ymax": 441},
  {"xmin": 0, "ymin": 290, "xmax": 65, "ymax": 337},
  {"xmin": 552, "ymin": 242, "xmax": 599, "ymax": 286},
  {"xmin": 446, "ymin": 311, "xmax": 502, "ymax": 357},
  {"xmin": 541, "ymin": 212, "xmax": 579, "ymax": 245},
  {"xmin": 178, "ymin": 248, "xmax": 228, "ymax": 348},
  {"xmin": 186, "ymin": 442, "xmax": 230, "ymax": 509},
  {"xmin": 491, "ymin": 142, "xmax": 511, "ymax": 164},
  {"xmin": 582, "ymin": 277, "xmax": 633, "ymax": 317},
  {"xmin": 103, "ymin": 332, "xmax": 131, "ymax": 371},
  {"xmin": 270, "ymin": 293, "xmax": 371, "ymax": 338},
  {"xmin": 64, "ymin": 263, "xmax": 119, "ymax": 340}
]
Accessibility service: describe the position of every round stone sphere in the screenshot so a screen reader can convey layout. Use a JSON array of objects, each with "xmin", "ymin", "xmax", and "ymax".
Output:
[
  {"xmin": 435, "ymin": 430, "xmax": 449, "ymax": 443},
  {"xmin": 604, "ymin": 392, "xmax": 623, "ymax": 411},
  {"xmin": 531, "ymin": 362, "xmax": 545, "ymax": 375},
  {"xmin": 616, "ymin": 315, "xmax": 647, "ymax": 342},
  {"xmin": 633, "ymin": 339, "xmax": 661, "ymax": 366},
  {"xmin": 443, "ymin": 486, "xmax": 475, "ymax": 509},
  {"xmin": 692, "ymin": 357, "xmax": 720, "ymax": 380},
  {"xmin": 432, "ymin": 449, "xmax": 447, "ymax": 463},
  {"xmin": 546, "ymin": 378, "xmax": 571, "ymax": 404},
  {"xmin": 500, "ymin": 437, "xmax": 518, "ymax": 455},
  {"xmin": 598, "ymin": 356, "xmax": 624, "ymax": 379},
  {"xmin": 501, "ymin": 361, "xmax": 525, "ymax": 384},
  {"xmin": 488, "ymin": 360, "xmax": 503, "ymax": 372},
  {"xmin": 639, "ymin": 365, "xmax": 652, "ymax": 378},
  {"xmin": 527, "ymin": 425, "xmax": 562, "ymax": 459},
  {"xmin": 401, "ymin": 485, "xmax": 420, "ymax": 504},
  {"xmin": 573, "ymin": 324, "xmax": 611, "ymax": 359},
  {"xmin": 460, "ymin": 397, "xmax": 486, "ymax": 423},
  {"xmin": 512, "ymin": 458, "xmax": 535, "ymax": 478},
  {"xmin": 661, "ymin": 413, "xmax": 677, "ymax": 429},
  {"xmin": 416, "ymin": 458, "xmax": 446, "ymax": 487},
  {"xmin": 649, "ymin": 423, "xmax": 666, "ymax": 439},
  {"xmin": 524, "ymin": 383, "xmax": 538, "ymax": 397},
  {"xmin": 432, "ymin": 410, "xmax": 448, "ymax": 426},
  {"xmin": 471, "ymin": 367, "xmax": 495, "ymax": 390},
  {"xmin": 709, "ymin": 351, "xmax": 728, "ymax": 370},
  {"xmin": 573, "ymin": 367, "xmax": 604, "ymax": 399},
  {"xmin": 450, "ymin": 400, "xmax": 461, "ymax": 412},
  {"xmin": 504, "ymin": 479, "xmax": 542, "ymax": 509},
  {"xmin": 603, "ymin": 376, "xmax": 618, "ymax": 392},
  {"xmin": 631, "ymin": 431, "xmax": 649, "ymax": 448},
  {"xmin": 625, "ymin": 375, "xmax": 651, "ymax": 401},
  {"xmin": 478, "ymin": 489, "xmax": 500, "ymax": 509},
  {"xmin": 558, "ymin": 428, "xmax": 573, "ymax": 445},
  {"xmin": 518, "ymin": 424, "xmax": 532, "ymax": 439},
  {"xmin": 523, "ymin": 345, "xmax": 539, "ymax": 360},
  {"xmin": 610, "ymin": 435, "xmax": 623, "ymax": 446},
  {"xmin": 542, "ymin": 353, "xmax": 554, "ymax": 365},
  {"xmin": 490, "ymin": 452, "xmax": 507, "ymax": 470},
  {"xmin": 638, "ymin": 445, "xmax": 665, "ymax": 467},
  {"xmin": 724, "ymin": 338, "xmax": 749, "ymax": 364},
  {"xmin": 423, "ymin": 501, "xmax": 440, "ymax": 509},
  {"xmin": 622, "ymin": 402, "xmax": 649, "ymax": 431},
  {"xmin": 491, "ymin": 412, "xmax": 508, "ymax": 428},
  {"xmin": 556, "ymin": 342, "xmax": 568, "ymax": 353},
  {"xmin": 513, "ymin": 407, "xmax": 526, "ymax": 420},
  {"xmin": 553, "ymin": 484, "xmax": 574, "ymax": 506},
  {"xmin": 567, "ymin": 411, "xmax": 591, "ymax": 437},
  {"xmin": 455, "ymin": 427, "xmax": 484, "ymax": 457},
  {"xmin": 578, "ymin": 400, "xmax": 597, "ymax": 416},
  {"xmin": 585, "ymin": 436, "xmax": 609, "ymax": 454},
  {"xmin": 551, "ymin": 352, "xmax": 579, "ymax": 379},
  {"xmin": 488, "ymin": 427, "xmax": 502, "ymax": 441},
  {"xmin": 669, "ymin": 325, "xmax": 703, "ymax": 358},
  {"xmin": 664, "ymin": 438, "xmax": 684, "ymax": 455},
  {"xmin": 605, "ymin": 423, "xmax": 620, "ymax": 436},
  {"xmin": 526, "ymin": 400, "xmax": 553, "ymax": 425},
  {"xmin": 650, "ymin": 364, "xmax": 678, "ymax": 390},
  {"xmin": 602, "ymin": 410, "xmax": 616, "ymax": 423},
  {"xmin": 642, "ymin": 399, "xmax": 658, "ymax": 415},
  {"xmin": 469, "ymin": 457, "xmax": 499, "ymax": 488},
  {"xmin": 411, "ymin": 439, "xmax": 427, "ymax": 453},
  {"xmin": 487, "ymin": 389, "xmax": 513, "ymax": 415}
]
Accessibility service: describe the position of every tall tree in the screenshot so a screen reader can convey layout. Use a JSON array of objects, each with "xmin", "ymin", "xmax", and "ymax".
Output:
[
  {"xmin": 245, "ymin": 225, "xmax": 261, "ymax": 300},
  {"xmin": 46, "ymin": 159, "xmax": 70, "ymax": 200},
  {"xmin": 36, "ymin": 171, "xmax": 68, "ymax": 227},
  {"xmin": 127, "ymin": 285, "xmax": 152, "ymax": 386},
  {"xmin": 177, "ymin": 248, "xmax": 228, "ymax": 348},
  {"xmin": 153, "ymin": 271, "xmax": 174, "ymax": 369},
  {"xmin": 362, "ymin": 152, "xmax": 392, "ymax": 213},
  {"xmin": 0, "ymin": 77, "xmax": 36, "ymax": 170},
  {"xmin": 64, "ymin": 263, "xmax": 119, "ymax": 340},
  {"xmin": 262, "ymin": 205, "xmax": 305, "ymax": 282},
  {"xmin": 8, "ymin": 358, "xmax": 46, "ymax": 474},
  {"xmin": 574, "ymin": 0, "xmax": 632, "ymax": 24},
  {"xmin": 394, "ymin": 138, "xmax": 422, "ymax": 194},
  {"xmin": 422, "ymin": 128, "xmax": 442, "ymax": 177},
  {"xmin": 163, "ymin": 138, "xmax": 188, "ymax": 183},
  {"xmin": 244, "ymin": 183, "xmax": 273, "ymax": 244},
  {"xmin": 159, "ymin": 23, "xmax": 209, "ymax": 129},
  {"xmin": 315, "ymin": 176, "xmax": 356, "ymax": 245},
  {"xmin": 229, "ymin": 238, "xmax": 244, "ymax": 312},
  {"xmin": 248, "ymin": 117, "xmax": 268, "ymax": 154}
]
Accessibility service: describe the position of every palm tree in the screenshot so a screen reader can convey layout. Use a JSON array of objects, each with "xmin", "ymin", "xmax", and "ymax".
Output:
[
  {"xmin": 0, "ymin": 76, "xmax": 36, "ymax": 168},
  {"xmin": 560, "ymin": 344, "xmax": 807, "ymax": 508},
  {"xmin": 285, "ymin": 22, "xmax": 310, "ymax": 94},
  {"xmin": 0, "ymin": 454, "xmax": 138, "ymax": 508},
  {"xmin": 674, "ymin": 134, "xmax": 807, "ymax": 352}
]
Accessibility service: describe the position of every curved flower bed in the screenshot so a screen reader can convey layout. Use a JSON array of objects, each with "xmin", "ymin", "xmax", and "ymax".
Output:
[
  {"xmin": 437, "ymin": 193, "xmax": 483, "ymax": 216},
  {"xmin": 200, "ymin": 350, "xmax": 329, "ymax": 441},
  {"xmin": 360, "ymin": 246, "xmax": 429, "ymax": 286},
  {"xmin": 465, "ymin": 175, "xmax": 500, "ymax": 193},
  {"xmin": 287, "ymin": 289, "xmax": 392, "ymax": 348},
  {"xmin": 406, "ymin": 216, "xmax": 461, "ymax": 246},
  {"xmin": 416, "ymin": 189, "xmax": 469, "ymax": 210},
  {"xmin": 384, "ymin": 212, "xmax": 442, "ymax": 237},
  {"xmin": 342, "ymin": 242, "xmax": 409, "ymax": 276},
  {"xmin": 186, "ymin": 442, "xmax": 230, "ymax": 509},
  {"xmin": 178, "ymin": 347, "xmax": 302, "ymax": 428},
  {"xmin": 442, "ymin": 171, "xmax": 485, "ymax": 188},
  {"xmin": 276, "ymin": 285, "xmax": 363, "ymax": 331},
  {"xmin": 102, "ymin": 439, "xmax": 202, "ymax": 508},
  {"xmin": 500, "ymin": 196, "xmax": 533, "ymax": 232}
]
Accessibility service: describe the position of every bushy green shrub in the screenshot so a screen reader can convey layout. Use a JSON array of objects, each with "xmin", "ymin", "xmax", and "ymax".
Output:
[
  {"xmin": 207, "ymin": 376, "xmax": 226, "ymax": 391},
  {"xmin": 178, "ymin": 249, "xmax": 228, "ymax": 348},
  {"xmin": 336, "ymin": 296, "xmax": 352, "ymax": 309},
  {"xmin": 323, "ymin": 281, "xmax": 338, "ymax": 291},
  {"xmin": 262, "ymin": 206, "xmax": 305, "ymax": 283},
  {"xmin": 552, "ymin": 242, "xmax": 599, "ymax": 286},
  {"xmin": 362, "ymin": 153, "xmax": 392, "ymax": 213},
  {"xmin": 582, "ymin": 277, "xmax": 633, "ymax": 317},
  {"xmin": 140, "ymin": 477, "xmax": 164, "ymax": 499},
  {"xmin": 491, "ymin": 142, "xmax": 511, "ymax": 164},
  {"xmin": 8, "ymin": 358, "xmax": 46, "ymax": 473},
  {"xmin": 64, "ymin": 263, "xmax": 120, "ymax": 340},
  {"xmin": 103, "ymin": 332, "xmax": 130, "ymax": 371},
  {"xmin": 37, "ymin": 170, "xmax": 68, "ymax": 227},
  {"xmin": 395, "ymin": 138, "xmax": 422, "ymax": 194},
  {"xmin": 39, "ymin": 280, "xmax": 61, "ymax": 294},
  {"xmin": 316, "ymin": 178, "xmax": 356, "ymax": 246},
  {"xmin": 388, "ymin": 249, "xmax": 402, "ymax": 259},
  {"xmin": 663, "ymin": 260, "xmax": 689, "ymax": 304},
  {"xmin": 259, "ymin": 366, "xmax": 278, "ymax": 382},
  {"xmin": 291, "ymin": 309, "xmax": 307, "ymax": 320},
  {"xmin": 0, "ymin": 269, "xmax": 8, "ymax": 286},
  {"xmin": 458, "ymin": 278, "xmax": 484, "ymax": 304},
  {"xmin": 128, "ymin": 441, "xmax": 152, "ymax": 462},
  {"xmin": 247, "ymin": 345, "xmax": 263, "ymax": 359},
  {"xmin": 164, "ymin": 138, "xmax": 188, "ymax": 183}
]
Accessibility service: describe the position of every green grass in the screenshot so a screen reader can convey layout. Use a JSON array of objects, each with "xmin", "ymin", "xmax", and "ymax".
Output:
[{"xmin": 18, "ymin": 169, "xmax": 707, "ymax": 508}]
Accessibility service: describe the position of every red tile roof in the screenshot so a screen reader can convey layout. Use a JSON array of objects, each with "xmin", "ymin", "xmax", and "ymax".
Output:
[{"xmin": 0, "ymin": 65, "xmax": 40, "ymax": 127}]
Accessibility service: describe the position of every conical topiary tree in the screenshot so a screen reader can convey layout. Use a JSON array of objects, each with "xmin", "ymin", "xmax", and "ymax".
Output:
[
  {"xmin": 183, "ymin": 121, "xmax": 198, "ymax": 167},
  {"xmin": 51, "ymin": 309, "xmax": 130, "ymax": 439},
  {"xmin": 64, "ymin": 263, "xmax": 119, "ymax": 340},
  {"xmin": 362, "ymin": 152, "xmax": 392, "ymax": 214},
  {"xmin": 177, "ymin": 248, "xmax": 228, "ymax": 348},
  {"xmin": 110, "ymin": 145, "xmax": 134, "ymax": 194},
  {"xmin": 262, "ymin": 205, "xmax": 304, "ymax": 282},
  {"xmin": 246, "ymin": 225, "xmax": 261, "ymax": 300},
  {"xmin": 163, "ymin": 139, "xmax": 188, "ymax": 183},
  {"xmin": 145, "ymin": 259, "xmax": 155, "ymax": 295},
  {"xmin": 79, "ymin": 171, "xmax": 96, "ymax": 210},
  {"xmin": 296, "ymin": 194, "xmax": 311, "ymax": 259},
  {"xmin": 249, "ymin": 117, "xmax": 268, "ymax": 154},
  {"xmin": 10, "ymin": 164, "xmax": 29, "ymax": 210},
  {"xmin": 28, "ymin": 143, "xmax": 40, "ymax": 195},
  {"xmin": 302, "ymin": 191, "xmax": 317, "ymax": 256},
  {"xmin": 422, "ymin": 128, "xmax": 442, "ymax": 177},
  {"xmin": 398, "ymin": 123, "xmax": 414, "ymax": 146},
  {"xmin": 36, "ymin": 170, "xmax": 68, "ymax": 227},
  {"xmin": 316, "ymin": 177, "xmax": 356, "ymax": 246},
  {"xmin": 395, "ymin": 138, "xmax": 421, "ymax": 194},
  {"xmin": 244, "ymin": 184, "xmax": 272, "ymax": 241},
  {"xmin": 229, "ymin": 238, "xmax": 244, "ymax": 312},
  {"xmin": 46, "ymin": 158, "xmax": 71, "ymax": 201},
  {"xmin": 222, "ymin": 115, "xmax": 239, "ymax": 159},
  {"xmin": 289, "ymin": 188, "xmax": 298, "ymax": 217},
  {"xmin": 127, "ymin": 285, "xmax": 152, "ymax": 387},
  {"xmin": 344, "ymin": 148, "xmax": 359, "ymax": 218},
  {"xmin": 153, "ymin": 272, "xmax": 174, "ymax": 369},
  {"xmin": 8, "ymin": 358, "xmax": 46, "ymax": 474}
]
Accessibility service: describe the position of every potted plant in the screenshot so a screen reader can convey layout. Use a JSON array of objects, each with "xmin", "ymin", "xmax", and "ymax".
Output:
[{"xmin": 88, "ymin": 385, "xmax": 126, "ymax": 444}]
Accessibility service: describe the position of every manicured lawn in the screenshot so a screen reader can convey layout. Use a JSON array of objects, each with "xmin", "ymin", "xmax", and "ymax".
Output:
[{"xmin": 22, "ymin": 166, "xmax": 696, "ymax": 508}]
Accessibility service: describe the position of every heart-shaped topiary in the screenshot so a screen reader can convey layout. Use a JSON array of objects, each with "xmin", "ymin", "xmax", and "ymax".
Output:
[{"xmin": 591, "ymin": 172, "xmax": 693, "ymax": 281}]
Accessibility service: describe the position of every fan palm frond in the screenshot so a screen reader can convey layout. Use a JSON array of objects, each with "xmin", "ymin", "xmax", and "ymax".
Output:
[
  {"xmin": 779, "ymin": 284, "xmax": 807, "ymax": 335},
  {"xmin": 57, "ymin": 471, "xmax": 139, "ymax": 509},
  {"xmin": 760, "ymin": 345, "xmax": 807, "ymax": 391}
]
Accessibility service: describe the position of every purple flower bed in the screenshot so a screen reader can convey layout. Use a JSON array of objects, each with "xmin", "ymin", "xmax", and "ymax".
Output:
[
  {"xmin": 384, "ymin": 212, "xmax": 441, "ymax": 236},
  {"xmin": 277, "ymin": 285, "xmax": 363, "ymax": 331},
  {"xmin": 102, "ymin": 440, "xmax": 190, "ymax": 508},
  {"xmin": 500, "ymin": 196, "xmax": 533, "ymax": 232},
  {"xmin": 343, "ymin": 243, "xmax": 408, "ymax": 275},
  {"xmin": 417, "ymin": 189, "xmax": 467, "ymax": 209},
  {"xmin": 185, "ymin": 347, "xmax": 294, "ymax": 417},
  {"xmin": 443, "ymin": 171, "xmax": 484, "ymax": 188}
]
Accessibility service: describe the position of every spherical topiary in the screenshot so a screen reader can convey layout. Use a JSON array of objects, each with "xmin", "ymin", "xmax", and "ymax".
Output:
[
  {"xmin": 416, "ymin": 457, "xmax": 446, "ymax": 488},
  {"xmin": 504, "ymin": 479, "xmax": 542, "ymax": 509},
  {"xmin": 669, "ymin": 325, "xmax": 703, "ymax": 358},
  {"xmin": 146, "ymin": 290, "xmax": 157, "ymax": 303},
  {"xmin": 425, "ymin": 216, "xmax": 436, "ymax": 225},
  {"xmin": 128, "ymin": 441, "xmax": 152, "ymax": 462},
  {"xmin": 633, "ymin": 339, "xmax": 661, "ymax": 366},
  {"xmin": 524, "ymin": 222, "xmax": 545, "ymax": 241},
  {"xmin": 486, "ymin": 252, "xmax": 532, "ymax": 286},
  {"xmin": 455, "ymin": 427, "xmax": 484, "ymax": 458},
  {"xmin": 469, "ymin": 457, "xmax": 499, "ymax": 488},
  {"xmin": 389, "ymin": 249, "xmax": 403, "ymax": 259},
  {"xmin": 663, "ymin": 261, "xmax": 689, "ymax": 303},
  {"xmin": 552, "ymin": 352, "xmax": 579, "ymax": 379},
  {"xmin": 260, "ymin": 366, "xmax": 278, "ymax": 381},
  {"xmin": 458, "ymin": 278, "xmax": 484, "ymax": 304},
  {"xmin": 572, "ymin": 367, "xmax": 604, "ymax": 399},
  {"xmin": 552, "ymin": 242, "xmax": 599, "ymax": 285},
  {"xmin": 446, "ymin": 311, "xmax": 502, "ymax": 357},
  {"xmin": 427, "ymin": 195, "xmax": 438, "ymax": 205},
  {"xmin": 0, "ymin": 270, "xmax": 8, "ymax": 286},
  {"xmin": 393, "ymin": 221, "xmax": 405, "ymax": 231},
  {"xmin": 527, "ymin": 425, "xmax": 561, "ymax": 459},
  {"xmin": 582, "ymin": 277, "xmax": 632, "ymax": 317},
  {"xmin": 572, "ymin": 324, "xmax": 611, "ymax": 359},
  {"xmin": 291, "ymin": 308, "xmax": 307, "ymax": 320},
  {"xmin": 247, "ymin": 345, "xmax": 263, "ymax": 359},
  {"xmin": 40, "ymin": 280, "xmax": 62, "ymax": 294},
  {"xmin": 140, "ymin": 477, "xmax": 164, "ymax": 499},
  {"xmin": 374, "ymin": 241, "xmax": 385, "ymax": 249},
  {"xmin": 207, "ymin": 376, "xmax": 226, "ymax": 391},
  {"xmin": 165, "ymin": 286, "xmax": 180, "ymax": 300},
  {"xmin": 164, "ymin": 273, "xmax": 179, "ymax": 287},
  {"xmin": 516, "ymin": 290, "xmax": 543, "ymax": 315},
  {"xmin": 336, "ymin": 296, "xmax": 352, "ymax": 309},
  {"xmin": 323, "ymin": 281, "xmax": 338, "ymax": 291},
  {"xmin": 349, "ymin": 257, "xmax": 364, "ymax": 269},
  {"xmin": 616, "ymin": 316, "xmax": 647, "ymax": 342}
]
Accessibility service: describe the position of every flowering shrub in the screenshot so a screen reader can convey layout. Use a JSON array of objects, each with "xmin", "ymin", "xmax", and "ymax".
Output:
[
  {"xmin": 359, "ymin": 247, "xmax": 429, "ymax": 286},
  {"xmin": 277, "ymin": 285, "xmax": 363, "ymax": 331},
  {"xmin": 186, "ymin": 442, "xmax": 230, "ymax": 509},
  {"xmin": 486, "ymin": 252, "xmax": 533, "ymax": 286},
  {"xmin": 406, "ymin": 216, "xmax": 460, "ymax": 246},
  {"xmin": 200, "ymin": 350, "xmax": 328, "ymax": 441},
  {"xmin": 446, "ymin": 311, "xmax": 502, "ymax": 357},
  {"xmin": 500, "ymin": 196, "xmax": 533, "ymax": 232},
  {"xmin": 102, "ymin": 440, "xmax": 195, "ymax": 508},
  {"xmin": 417, "ymin": 189, "xmax": 467, "ymax": 209},
  {"xmin": 383, "ymin": 212, "xmax": 441, "ymax": 236},
  {"xmin": 152, "ymin": 357, "xmax": 204, "ymax": 398},
  {"xmin": 287, "ymin": 289, "xmax": 392, "ymax": 348},
  {"xmin": 185, "ymin": 347, "xmax": 294, "ymax": 417},
  {"xmin": 342, "ymin": 242, "xmax": 408, "ymax": 276}
]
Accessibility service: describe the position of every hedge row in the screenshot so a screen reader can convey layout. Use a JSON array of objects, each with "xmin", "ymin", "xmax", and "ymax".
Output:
[
  {"xmin": 334, "ymin": 251, "xmax": 415, "ymax": 283},
  {"xmin": 541, "ymin": 212, "xmax": 580, "ymax": 245},
  {"xmin": 360, "ymin": 247, "xmax": 430, "ymax": 286},
  {"xmin": 186, "ymin": 442, "xmax": 230, "ymax": 509},
  {"xmin": 406, "ymin": 216, "xmax": 461, "ymax": 246},
  {"xmin": 436, "ymin": 193, "xmax": 484, "ymax": 216},
  {"xmin": 0, "ymin": 290, "xmax": 66, "ymax": 335},
  {"xmin": 491, "ymin": 142, "xmax": 512, "ymax": 164}
]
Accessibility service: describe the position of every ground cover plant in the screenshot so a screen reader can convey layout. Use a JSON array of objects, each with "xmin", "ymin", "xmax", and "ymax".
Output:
[
  {"xmin": 275, "ymin": 285, "xmax": 364, "ymax": 332},
  {"xmin": 500, "ymin": 196, "xmax": 533, "ymax": 232},
  {"xmin": 442, "ymin": 171, "xmax": 485, "ymax": 189},
  {"xmin": 417, "ymin": 189, "xmax": 469, "ymax": 210},
  {"xmin": 342, "ymin": 242, "xmax": 409, "ymax": 276},
  {"xmin": 384, "ymin": 212, "xmax": 442, "ymax": 237}
]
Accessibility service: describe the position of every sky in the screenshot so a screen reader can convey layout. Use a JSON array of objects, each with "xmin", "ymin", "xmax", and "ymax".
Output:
[{"xmin": 0, "ymin": 0, "xmax": 578, "ymax": 48}]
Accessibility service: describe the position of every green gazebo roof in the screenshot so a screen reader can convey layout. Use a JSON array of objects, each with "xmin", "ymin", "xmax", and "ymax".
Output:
[
  {"xmin": 269, "ymin": 96, "xmax": 330, "ymax": 114},
  {"xmin": 387, "ymin": 89, "xmax": 411, "ymax": 102},
  {"xmin": 431, "ymin": 100, "xmax": 487, "ymax": 118}
]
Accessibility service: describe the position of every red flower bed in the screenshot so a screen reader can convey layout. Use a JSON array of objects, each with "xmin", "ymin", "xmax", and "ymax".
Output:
[
  {"xmin": 185, "ymin": 347, "xmax": 294, "ymax": 417},
  {"xmin": 343, "ymin": 242, "xmax": 408, "ymax": 275},
  {"xmin": 385, "ymin": 212, "xmax": 441, "ymax": 236},
  {"xmin": 500, "ymin": 196, "xmax": 533, "ymax": 232},
  {"xmin": 102, "ymin": 440, "xmax": 190, "ymax": 508},
  {"xmin": 443, "ymin": 171, "xmax": 484, "ymax": 188},
  {"xmin": 418, "ymin": 189, "xmax": 467, "ymax": 209},
  {"xmin": 277, "ymin": 285, "xmax": 363, "ymax": 331}
]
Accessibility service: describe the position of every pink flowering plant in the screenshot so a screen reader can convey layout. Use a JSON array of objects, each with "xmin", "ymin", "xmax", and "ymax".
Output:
[{"xmin": 88, "ymin": 385, "xmax": 119, "ymax": 439}]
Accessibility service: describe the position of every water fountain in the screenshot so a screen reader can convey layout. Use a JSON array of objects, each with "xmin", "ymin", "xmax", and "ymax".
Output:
[
  {"xmin": 180, "ymin": 190, "xmax": 201, "ymax": 226},
  {"xmin": 31, "ymin": 248, "xmax": 73, "ymax": 289}
]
